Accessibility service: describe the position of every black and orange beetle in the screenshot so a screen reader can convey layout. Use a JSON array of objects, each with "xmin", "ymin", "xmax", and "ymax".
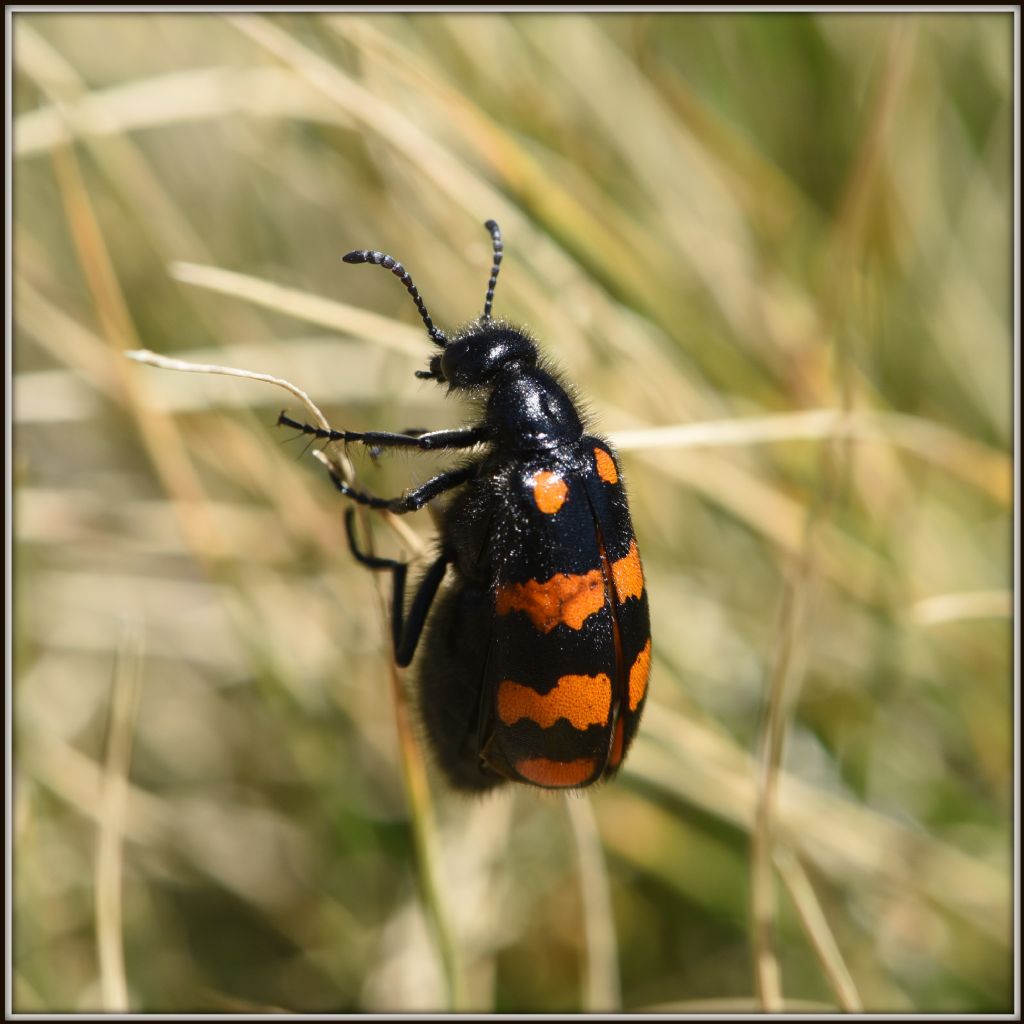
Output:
[{"xmin": 279, "ymin": 220, "xmax": 651, "ymax": 791}]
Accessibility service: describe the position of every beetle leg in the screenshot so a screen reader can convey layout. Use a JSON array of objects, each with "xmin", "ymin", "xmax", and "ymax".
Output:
[
  {"xmin": 323, "ymin": 462, "xmax": 475, "ymax": 514},
  {"xmin": 345, "ymin": 509, "xmax": 449, "ymax": 667},
  {"xmin": 277, "ymin": 412, "xmax": 485, "ymax": 452}
]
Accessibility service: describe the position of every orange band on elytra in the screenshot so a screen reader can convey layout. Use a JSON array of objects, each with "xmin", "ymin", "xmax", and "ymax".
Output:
[
  {"xmin": 611, "ymin": 540, "xmax": 644, "ymax": 603},
  {"xmin": 514, "ymin": 756, "xmax": 597, "ymax": 788},
  {"xmin": 594, "ymin": 447, "xmax": 619, "ymax": 484},
  {"xmin": 628, "ymin": 639, "xmax": 651, "ymax": 711},
  {"xmin": 498, "ymin": 673, "xmax": 612, "ymax": 731},
  {"xmin": 496, "ymin": 569, "xmax": 605, "ymax": 632}
]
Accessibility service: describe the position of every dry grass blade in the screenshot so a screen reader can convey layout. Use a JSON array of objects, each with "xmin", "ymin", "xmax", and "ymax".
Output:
[
  {"xmin": 565, "ymin": 795, "xmax": 621, "ymax": 1012},
  {"xmin": 125, "ymin": 348, "xmax": 333, "ymax": 435},
  {"xmin": 95, "ymin": 619, "xmax": 144, "ymax": 1013},
  {"xmin": 383, "ymin": 655, "xmax": 467, "ymax": 1011},
  {"xmin": 612, "ymin": 409, "xmax": 1011, "ymax": 504},
  {"xmin": 45, "ymin": 123, "xmax": 229, "ymax": 566},
  {"xmin": 14, "ymin": 66, "xmax": 352, "ymax": 157},
  {"xmin": 774, "ymin": 846, "xmax": 862, "ymax": 1013},
  {"xmin": 750, "ymin": 571, "xmax": 807, "ymax": 1012},
  {"xmin": 911, "ymin": 590, "xmax": 1013, "ymax": 626},
  {"xmin": 169, "ymin": 261, "xmax": 424, "ymax": 358}
]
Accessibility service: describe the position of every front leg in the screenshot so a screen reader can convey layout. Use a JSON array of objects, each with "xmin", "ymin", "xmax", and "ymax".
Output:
[{"xmin": 277, "ymin": 412, "xmax": 486, "ymax": 452}]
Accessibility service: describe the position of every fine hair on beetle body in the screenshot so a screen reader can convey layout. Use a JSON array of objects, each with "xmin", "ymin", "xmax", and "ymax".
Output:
[{"xmin": 279, "ymin": 219, "xmax": 651, "ymax": 793}]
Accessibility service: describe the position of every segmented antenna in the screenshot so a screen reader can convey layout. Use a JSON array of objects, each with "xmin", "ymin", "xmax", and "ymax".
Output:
[
  {"xmin": 342, "ymin": 249, "xmax": 447, "ymax": 348},
  {"xmin": 482, "ymin": 220, "xmax": 503, "ymax": 321}
]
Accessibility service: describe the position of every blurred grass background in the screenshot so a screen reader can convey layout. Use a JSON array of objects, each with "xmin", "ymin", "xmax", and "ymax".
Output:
[{"xmin": 11, "ymin": 11, "xmax": 1015, "ymax": 1014}]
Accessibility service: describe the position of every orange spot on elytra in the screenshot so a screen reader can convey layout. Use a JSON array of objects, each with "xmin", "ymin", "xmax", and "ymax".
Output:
[
  {"xmin": 532, "ymin": 470, "xmax": 568, "ymax": 514},
  {"xmin": 611, "ymin": 540, "xmax": 644, "ymax": 604},
  {"xmin": 628, "ymin": 639, "xmax": 651, "ymax": 711},
  {"xmin": 498, "ymin": 674, "xmax": 612, "ymax": 731},
  {"xmin": 496, "ymin": 570, "xmax": 605, "ymax": 632},
  {"xmin": 515, "ymin": 756, "xmax": 597, "ymax": 788},
  {"xmin": 607, "ymin": 717, "xmax": 625, "ymax": 769},
  {"xmin": 594, "ymin": 447, "xmax": 618, "ymax": 484}
]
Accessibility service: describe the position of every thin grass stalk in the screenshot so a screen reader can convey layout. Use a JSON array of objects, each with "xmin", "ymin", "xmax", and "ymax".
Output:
[
  {"xmin": 612, "ymin": 409, "xmax": 1010, "ymax": 504},
  {"xmin": 95, "ymin": 618, "xmax": 144, "ymax": 1012},
  {"xmin": 565, "ymin": 795, "xmax": 621, "ymax": 1012},
  {"xmin": 750, "ymin": 567, "xmax": 807, "ymax": 1012},
  {"xmin": 169, "ymin": 261, "xmax": 424, "ymax": 359},
  {"xmin": 749, "ymin": 23, "xmax": 914, "ymax": 1009},
  {"xmin": 774, "ymin": 846, "xmax": 863, "ymax": 1013},
  {"xmin": 48, "ymin": 135, "xmax": 229, "ymax": 568},
  {"xmin": 385, "ymin": 656, "xmax": 468, "ymax": 1011}
]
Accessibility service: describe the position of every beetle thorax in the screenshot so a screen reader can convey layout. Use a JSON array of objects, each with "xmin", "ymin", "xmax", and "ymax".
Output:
[{"xmin": 486, "ymin": 363, "xmax": 583, "ymax": 451}]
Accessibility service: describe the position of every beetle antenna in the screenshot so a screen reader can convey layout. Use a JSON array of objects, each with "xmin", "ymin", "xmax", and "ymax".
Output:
[
  {"xmin": 482, "ymin": 220, "xmax": 503, "ymax": 321},
  {"xmin": 343, "ymin": 249, "xmax": 448, "ymax": 348}
]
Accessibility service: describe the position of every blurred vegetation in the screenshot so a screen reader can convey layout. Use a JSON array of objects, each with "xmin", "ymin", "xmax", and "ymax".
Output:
[{"xmin": 11, "ymin": 11, "xmax": 1014, "ymax": 1014}]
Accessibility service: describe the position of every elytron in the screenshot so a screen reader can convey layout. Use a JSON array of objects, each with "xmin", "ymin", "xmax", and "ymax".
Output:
[{"xmin": 279, "ymin": 220, "xmax": 651, "ymax": 790}]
